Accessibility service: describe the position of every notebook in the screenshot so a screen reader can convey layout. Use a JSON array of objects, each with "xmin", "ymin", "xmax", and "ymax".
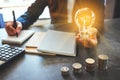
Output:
[
  {"xmin": 25, "ymin": 32, "xmax": 55, "ymax": 56},
  {"xmin": 25, "ymin": 32, "xmax": 45, "ymax": 48},
  {"xmin": 2, "ymin": 30, "xmax": 35, "ymax": 45},
  {"xmin": 37, "ymin": 30, "xmax": 76, "ymax": 57}
]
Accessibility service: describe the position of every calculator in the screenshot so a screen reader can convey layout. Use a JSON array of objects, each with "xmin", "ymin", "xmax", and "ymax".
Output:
[{"xmin": 0, "ymin": 44, "xmax": 25, "ymax": 66}]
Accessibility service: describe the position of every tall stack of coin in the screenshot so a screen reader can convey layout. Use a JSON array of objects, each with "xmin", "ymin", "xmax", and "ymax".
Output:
[
  {"xmin": 98, "ymin": 54, "xmax": 108, "ymax": 70},
  {"xmin": 85, "ymin": 58, "xmax": 95, "ymax": 72}
]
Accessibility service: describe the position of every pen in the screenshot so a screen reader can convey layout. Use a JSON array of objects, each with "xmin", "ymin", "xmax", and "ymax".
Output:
[{"xmin": 12, "ymin": 10, "xmax": 18, "ymax": 37}]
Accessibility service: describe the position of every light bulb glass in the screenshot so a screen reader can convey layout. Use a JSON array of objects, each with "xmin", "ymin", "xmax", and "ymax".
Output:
[{"xmin": 74, "ymin": 8, "xmax": 95, "ymax": 39}]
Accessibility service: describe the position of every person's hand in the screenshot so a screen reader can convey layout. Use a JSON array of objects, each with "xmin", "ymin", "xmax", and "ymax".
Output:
[
  {"xmin": 76, "ymin": 28, "xmax": 98, "ymax": 48},
  {"xmin": 5, "ymin": 21, "xmax": 22, "ymax": 36}
]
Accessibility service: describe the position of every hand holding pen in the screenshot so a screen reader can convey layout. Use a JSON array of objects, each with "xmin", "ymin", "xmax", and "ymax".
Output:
[{"xmin": 5, "ymin": 11, "xmax": 22, "ymax": 36}]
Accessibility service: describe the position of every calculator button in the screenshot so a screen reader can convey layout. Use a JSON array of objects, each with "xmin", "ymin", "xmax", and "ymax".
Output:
[
  {"xmin": 15, "ymin": 50, "xmax": 19, "ymax": 52},
  {"xmin": 0, "ymin": 56, "xmax": 2, "ymax": 58},
  {"xmin": 5, "ymin": 50, "xmax": 8, "ymax": 52},
  {"xmin": 5, "ymin": 52, "xmax": 9, "ymax": 55},
  {"xmin": 1, "ymin": 48, "xmax": 4, "ymax": 51},
  {"xmin": 1, "ymin": 51, "xmax": 4, "ymax": 53},
  {"xmin": 5, "ymin": 55, "xmax": 10, "ymax": 58},
  {"xmin": 8, "ymin": 50, "xmax": 12, "ymax": 53},
  {"xmin": 9, "ymin": 53, "xmax": 13, "ymax": 56},
  {"xmin": 8, "ymin": 47, "xmax": 11, "ymax": 49},
  {"xmin": 1, "ymin": 54, "xmax": 5, "ymax": 57},
  {"xmin": 12, "ymin": 52, "xmax": 16, "ymax": 54}
]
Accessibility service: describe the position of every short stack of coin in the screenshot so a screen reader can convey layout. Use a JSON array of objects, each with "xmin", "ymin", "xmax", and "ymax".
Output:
[
  {"xmin": 72, "ymin": 63, "xmax": 82, "ymax": 74},
  {"xmin": 85, "ymin": 58, "xmax": 95, "ymax": 72}
]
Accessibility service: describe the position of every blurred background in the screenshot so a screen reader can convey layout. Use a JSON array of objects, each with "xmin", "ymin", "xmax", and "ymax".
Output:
[{"xmin": 0, "ymin": 0, "xmax": 120, "ymax": 23}]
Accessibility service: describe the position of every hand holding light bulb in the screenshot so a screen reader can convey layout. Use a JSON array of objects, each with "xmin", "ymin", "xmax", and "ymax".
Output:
[{"xmin": 75, "ymin": 8, "xmax": 98, "ymax": 48}]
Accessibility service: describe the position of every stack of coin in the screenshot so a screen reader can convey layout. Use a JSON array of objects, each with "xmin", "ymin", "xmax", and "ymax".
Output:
[
  {"xmin": 85, "ymin": 58, "xmax": 95, "ymax": 72},
  {"xmin": 72, "ymin": 63, "xmax": 82, "ymax": 74},
  {"xmin": 61, "ymin": 66, "xmax": 69, "ymax": 76},
  {"xmin": 98, "ymin": 54, "xmax": 108, "ymax": 70}
]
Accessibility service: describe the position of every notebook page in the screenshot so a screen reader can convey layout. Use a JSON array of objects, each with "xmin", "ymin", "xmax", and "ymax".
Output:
[
  {"xmin": 25, "ymin": 32, "xmax": 45, "ymax": 48},
  {"xmin": 37, "ymin": 30, "xmax": 76, "ymax": 56}
]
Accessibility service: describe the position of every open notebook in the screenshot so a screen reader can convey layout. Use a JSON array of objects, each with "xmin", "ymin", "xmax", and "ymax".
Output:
[
  {"xmin": 37, "ymin": 30, "xmax": 76, "ymax": 57},
  {"xmin": 2, "ymin": 30, "xmax": 34, "ymax": 45},
  {"xmin": 25, "ymin": 32, "xmax": 45, "ymax": 48},
  {"xmin": 25, "ymin": 32, "xmax": 55, "ymax": 56}
]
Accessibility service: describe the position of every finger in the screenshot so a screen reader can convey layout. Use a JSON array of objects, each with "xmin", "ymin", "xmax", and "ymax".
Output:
[
  {"xmin": 76, "ymin": 35, "xmax": 79, "ymax": 39},
  {"xmin": 78, "ymin": 38, "xmax": 83, "ymax": 43},
  {"xmin": 16, "ymin": 26, "xmax": 22, "ymax": 34},
  {"xmin": 6, "ymin": 26, "xmax": 16, "ymax": 36},
  {"xmin": 89, "ymin": 38, "xmax": 97, "ymax": 47},
  {"xmin": 76, "ymin": 33, "xmax": 80, "ymax": 39},
  {"xmin": 83, "ymin": 41, "xmax": 91, "ymax": 48},
  {"xmin": 16, "ymin": 21, "xmax": 22, "ymax": 34},
  {"xmin": 5, "ymin": 22, "xmax": 16, "ymax": 36},
  {"xmin": 77, "ymin": 33, "xmax": 80, "ymax": 35}
]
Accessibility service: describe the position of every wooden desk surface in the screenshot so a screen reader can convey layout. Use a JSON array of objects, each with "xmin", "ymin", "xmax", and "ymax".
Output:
[{"xmin": 0, "ymin": 19, "xmax": 120, "ymax": 80}]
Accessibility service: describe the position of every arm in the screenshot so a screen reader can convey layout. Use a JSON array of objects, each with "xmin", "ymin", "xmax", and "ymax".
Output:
[
  {"xmin": 17, "ymin": 0, "xmax": 48, "ymax": 29},
  {"xmin": 5, "ymin": 0, "xmax": 48, "ymax": 36}
]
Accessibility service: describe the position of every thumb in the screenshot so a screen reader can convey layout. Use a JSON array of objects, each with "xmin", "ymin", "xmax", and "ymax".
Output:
[{"xmin": 16, "ymin": 21, "xmax": 22, "ymax": 34}]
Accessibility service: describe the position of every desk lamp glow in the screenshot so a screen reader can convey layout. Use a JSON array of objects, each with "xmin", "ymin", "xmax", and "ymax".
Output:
[{"xmin": 74, "ymin": 8, "xmax": 95, "ymax": 40}]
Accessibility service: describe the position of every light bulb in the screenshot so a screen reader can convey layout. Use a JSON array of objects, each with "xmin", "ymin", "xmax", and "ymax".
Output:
[{"xmin": 74, "ymin": 8, "xmax": 95, "ymax": 40}]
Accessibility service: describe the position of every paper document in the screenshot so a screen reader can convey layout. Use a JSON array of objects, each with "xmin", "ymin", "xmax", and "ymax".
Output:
[{"xmin": 37, "ymin": 30, "xmax": 76, "ymax": 56}]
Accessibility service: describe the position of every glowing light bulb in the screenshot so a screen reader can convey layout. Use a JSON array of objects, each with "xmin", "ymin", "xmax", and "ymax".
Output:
[{"xmin": 74, "ymin": 8, "xmax": 95, "ymax": 39}]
